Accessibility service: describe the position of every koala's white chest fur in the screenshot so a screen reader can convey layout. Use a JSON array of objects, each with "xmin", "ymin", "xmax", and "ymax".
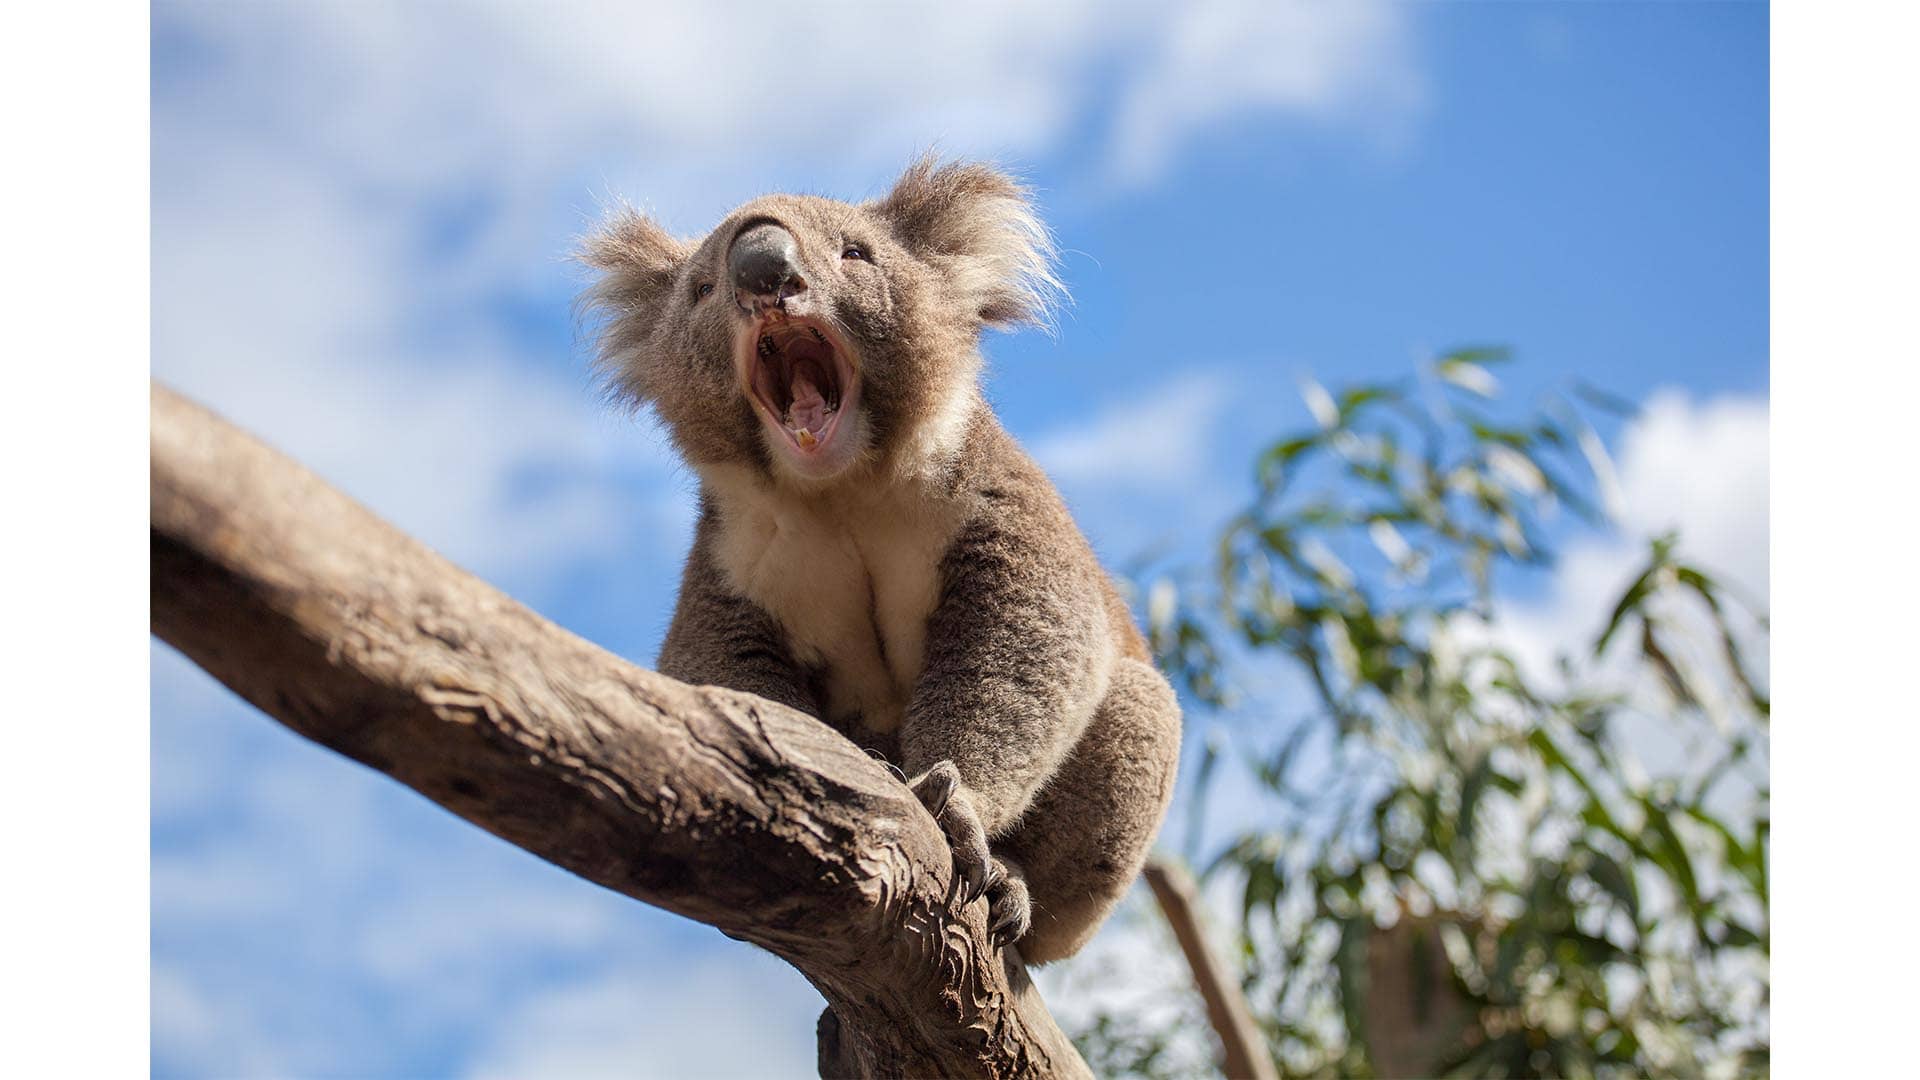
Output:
[{"xmin": 702, "ymin": 466, "xmax": 964, "ymax": 733}]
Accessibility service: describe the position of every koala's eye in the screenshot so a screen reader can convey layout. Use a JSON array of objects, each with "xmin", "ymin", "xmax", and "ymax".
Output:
[
  {"xmin": 841, "ymin": 244, "xmax": 870, "ymax": 262},
  {"xmin": 695, "ymin": 282, "xmax": 714, "ymax": 301}
]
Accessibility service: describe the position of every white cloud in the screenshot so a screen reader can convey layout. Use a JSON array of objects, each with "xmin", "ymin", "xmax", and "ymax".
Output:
[
  {"xmin": 1107, "ymin": 0, "xmax": 1425, "ymax": 181},
  {"xmin": 152, "ymin": 965, "xmax": 285, "ymax": 1078},
  {"xmin": 158, "ymin": 1, "xmax": 1421, "ymax": 215},
  {"xmin": 1029, "ymin": 372, "xmax": 1232, "ymax": 487},
  {"xmin": 463, "ymin": 948, "xmax": 821, "ymax": 1080},
  {"xmin": 151, "ymin": 0, "xmax": 1424, "ymax": 584},
  {"xmin": 1459, "ymin": 390, "xmax": 1769, "ymax": 794},
  {"xmin": 356, "ymin": 886, "xmax": 624, "ymax": 987},
  {"xmin": 151, "ymin": 125, "xmax": 688, "ymax": 589},
  {"xmin": 1614, "ymin": 390, "xmax": 1770, "ymax": 602},
  {"xmin": 1480, "ymin": 390, "xmax": 1769, "ymax": 675},
  {"xmin": 150, "ymin": 642, "xmax": 706, "ymax": 1075},
  {"xmin": 151, "ymin": 643, "xmax": 253, "ymax": 819},
  {"xmin": 151, "ymin": 647, "xmax": 636, "ymax": 963}
]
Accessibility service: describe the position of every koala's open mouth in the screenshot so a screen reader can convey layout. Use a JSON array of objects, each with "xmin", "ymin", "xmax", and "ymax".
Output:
[{"xmin": 742, "ymin": 315, "xmax": 859, "ymax": 465}]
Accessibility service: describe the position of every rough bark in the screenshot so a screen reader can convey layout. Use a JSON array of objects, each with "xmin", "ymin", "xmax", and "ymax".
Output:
[
  {"xmin": 1143, "ymin": 859, "xmax": 1278, "ymax": 1080},
  {"xmin": 149, "ymin": 382, "xmax": 1090, "ymax": 1080}
]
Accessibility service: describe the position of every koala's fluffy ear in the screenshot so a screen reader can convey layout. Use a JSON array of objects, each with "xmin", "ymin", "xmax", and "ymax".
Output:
[
  {"xmin": 578, "ymin": 206, "xmax": 691, "ymax": 405},
  {"xmin": 876, "ymin": 156, "xmax": 1065, "ymax": 331}
]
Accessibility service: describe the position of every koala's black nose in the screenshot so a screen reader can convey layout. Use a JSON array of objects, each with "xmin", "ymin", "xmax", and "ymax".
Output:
[{"xmin": 729, "ymin": 223, "xmax": 806, "ymax": 310}]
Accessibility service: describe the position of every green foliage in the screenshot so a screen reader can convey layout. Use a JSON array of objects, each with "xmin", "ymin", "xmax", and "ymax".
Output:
[
  {"xmin": 1092, "ymin": 350, "xmax": 1768, "ymax": 1078},
  {"xmin": 1075, "ymin": 1008, "xmax": 1220, "ymax": 1080}
]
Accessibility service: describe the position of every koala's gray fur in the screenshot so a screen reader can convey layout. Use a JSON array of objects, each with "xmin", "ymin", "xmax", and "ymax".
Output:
[{"xmin": 579, "ymin": 156, "xmax": 1181, "ymax": 963}]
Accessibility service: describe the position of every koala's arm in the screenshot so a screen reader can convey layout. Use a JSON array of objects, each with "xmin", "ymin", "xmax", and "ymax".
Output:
[
  {"xmin": 658, "ymin": 505, "xmax": 821, "ymax": 719},
  {"xmin": 901, "ymin": 492, "xmax": 1116, "ymax": 837}
]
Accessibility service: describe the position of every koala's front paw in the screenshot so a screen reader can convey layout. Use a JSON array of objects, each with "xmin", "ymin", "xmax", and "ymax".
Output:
[{"xmin": 909, "ymin": 760, "xmax": 992, "ymax": 908}]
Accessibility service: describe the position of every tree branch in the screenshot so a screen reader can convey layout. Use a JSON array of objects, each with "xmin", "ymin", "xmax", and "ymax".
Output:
[
  {"xmin": 149, "ymin": 382, "xmax": 1090, "ymax": 1080},
  {"xmin": 1144, "ymin": 859, "xmax": 1278, "ymax": 1080}
]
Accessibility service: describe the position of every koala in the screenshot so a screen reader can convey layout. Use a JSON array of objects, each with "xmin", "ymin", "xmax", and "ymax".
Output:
[{"xmin": 579, "ymin": 157, "xmax": 1181, "ymax": 964}]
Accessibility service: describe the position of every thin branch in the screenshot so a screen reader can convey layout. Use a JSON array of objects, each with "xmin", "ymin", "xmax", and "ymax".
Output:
[
  {"xmin": 149, "ymin": 382, "xmax": 1089, "ymax": 1080},
  {"xmin": 1144, "ymin": 858, "xmax": 1279, "ymax": 1080}
]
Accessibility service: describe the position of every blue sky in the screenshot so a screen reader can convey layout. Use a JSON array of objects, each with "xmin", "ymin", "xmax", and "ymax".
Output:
[{"xmin": 151, "ymin": 3, "xmax": 1768, "ymax": 1076}]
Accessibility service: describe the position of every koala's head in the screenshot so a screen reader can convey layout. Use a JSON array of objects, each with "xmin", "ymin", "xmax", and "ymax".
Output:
[{"xmin": 580, "ymin": 157, "xmax": 1061, "ymax": 486}]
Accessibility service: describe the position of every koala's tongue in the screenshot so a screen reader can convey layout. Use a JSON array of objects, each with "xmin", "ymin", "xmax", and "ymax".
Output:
[{"xmin": 786, "ymin": 370, "xmax": 830, "ymax": 438}]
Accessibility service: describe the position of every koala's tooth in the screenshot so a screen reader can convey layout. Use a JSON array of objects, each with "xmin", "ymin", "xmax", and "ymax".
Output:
[{"xmin": 794, "ymin": 429, "xmax": 818, "ymax": 450}]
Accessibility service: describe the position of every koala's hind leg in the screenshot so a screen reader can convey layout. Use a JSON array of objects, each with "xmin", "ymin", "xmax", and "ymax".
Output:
[{"xmin": 998, "ymin": 658, "xmax": 1181, "ymax": 964}]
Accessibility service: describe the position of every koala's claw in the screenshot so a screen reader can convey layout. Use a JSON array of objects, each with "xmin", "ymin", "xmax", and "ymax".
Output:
[
  {"xmin": 985, "ymin": 859, "xmax": 1032, "ymax": 949},
  {"xmin": 949, "ymin": 860, "xmax": 986, "ymax": 909},
  {"xmin": 908, "ymin": 763, "xmax": 1030, "ymax": 948},
  {"xmin": 911, "ymin": 761, "xmax": 992, "ymax": 910}
]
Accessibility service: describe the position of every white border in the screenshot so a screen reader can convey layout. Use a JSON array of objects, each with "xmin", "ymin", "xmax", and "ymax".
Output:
[
  {"xmin": 2, "ymin": 4, "xmax": 151, "ymax": 1074},
  {"xmin": 5, "ymin": 2, "xmax": 1907, "ymax": 1073},
  {"xmin": 1773, "ymin": 1, "xmax": 1920, "ymax": 1072}
]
